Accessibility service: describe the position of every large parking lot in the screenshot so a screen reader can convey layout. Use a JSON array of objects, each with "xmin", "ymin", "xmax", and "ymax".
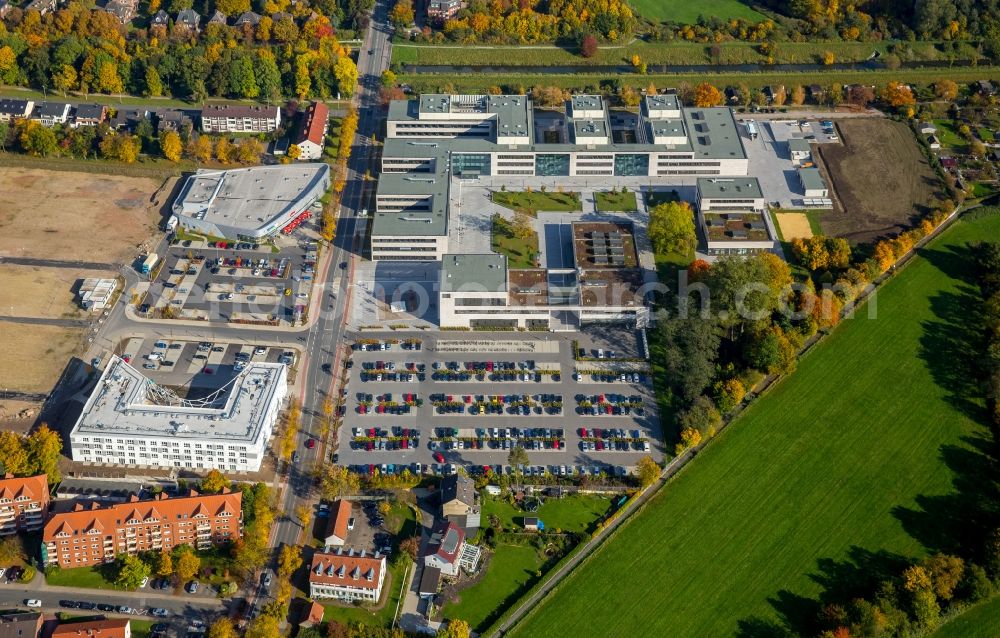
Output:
[
  {"xmin": 141, "ymin": 238, "xmax": 320, "ymax": 326},
  {"xmin": 336, "ymin": 332, "xmax": 662, "ymax": 476}
]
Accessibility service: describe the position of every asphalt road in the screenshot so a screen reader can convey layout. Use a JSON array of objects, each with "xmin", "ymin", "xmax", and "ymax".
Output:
[
  {"xmin": 261, "ymin": 0, "xmax": 393, "ymax": 605},
  {"xmin": 0, "ymin": 583, "xmax": 227, "ymax": 618},
  {"xmin": 74, "ymin": 0, "xmax": 394, "ymax": 620}
]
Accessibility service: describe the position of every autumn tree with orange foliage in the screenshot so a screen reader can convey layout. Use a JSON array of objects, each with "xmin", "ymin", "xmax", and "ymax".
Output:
[
  {"xmin": 688, "ymin": 259, "xmax": 711, "ymax": 282},
  {"xmin": 882, "ymin": 81, "xmax": 916, "ymax": 108},
  {"xmin": 693, "ymin": 82, "xmax": 723, "ymax": 107}
]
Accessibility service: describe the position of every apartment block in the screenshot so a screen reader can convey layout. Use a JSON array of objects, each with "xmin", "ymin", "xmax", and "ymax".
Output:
[
  {"xmin": 0, "ymin": 474, "xmax": 49, "ymax": 536},
  {"xmin": 42, "ymin": 490, "xmax": 242, "ymax": 568}
]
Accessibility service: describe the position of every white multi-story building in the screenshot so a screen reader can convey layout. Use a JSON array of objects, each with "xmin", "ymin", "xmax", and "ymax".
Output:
[
  {"xmin": 373, "ymin": 94, "xmax": 751, "ymax": 263},
  {"xmin": 200, "ymin": 104, "xmax": 280, "ymax": 133},
  {"xmin": 309, "ymin": 549, "xmax": 386, "ymax": 602},
  {"xmin": 69, "ymin": 355, "xmax": 287, "ymax": 472}
]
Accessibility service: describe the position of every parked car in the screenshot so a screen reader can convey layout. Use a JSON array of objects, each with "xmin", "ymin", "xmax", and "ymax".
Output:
[
  {"xmin": 186, "ymin": 581, "xmax": 199, "ymax": 594},
  {"xmin": 25, "ymin": 600, "xmax": 41, "ymax": 608}
]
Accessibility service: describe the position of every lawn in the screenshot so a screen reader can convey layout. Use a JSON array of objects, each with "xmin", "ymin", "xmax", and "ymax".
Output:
[
  {"xmin": 398, "ymin": 66, "xmax": 1000, "ymax": 97},
  {"xmin": 394, "ymin": 38, "xmax": 951, "ymax": 68},
  {"xmin": 130, "ymin": 620, "xmax": 155, "ymax": 638},
  {"xmin": 322, "ymin": 558, "xmax": 411, "ymax": 629},
  {"xmin": 972, "ymin": 182, "xmax": 998, "ymax": 198},
  {"xmin": 930, "ymin": 596, "xmax": 1000, "ymax": 637},
  {"xmin": 443, "ymin": 544, "xmax": 545, "ymax": 631},
  {"xmin": 932, "ymin": 119, "xmax": 967, "ymax": 150},
  {"xmin": 482, "ymin": 494, "xmax": 613, "ymax": 534},
  {"xmin": 492, "ymin": 214, "xmax": 539, "ymax": 269},
  {"xmin": 45, "ymin": 565, "xmax": 121, "ymax": 590},
  {"xmin": 492, "ymin": 190, "xmax": 581, "ymax": 213},
  {"xmin": 629, "ymin": 0, "xmax": 764, "ymax": 22},
  {"xmin": 593, "ymin": 190, "xmax": 637, "ymax": 212},
  {"xmin": 978, "ymin": 127, "xmax": 995, "ymax": 142},
  {"xmin": 510, "ymin": 212, "xmax": 1000, "ymax": 637}
]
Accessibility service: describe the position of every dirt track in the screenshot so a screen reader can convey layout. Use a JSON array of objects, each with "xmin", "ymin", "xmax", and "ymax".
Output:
[{"xmin": 817, "ymin": 119, "xmax": 944, "ymax": 244}]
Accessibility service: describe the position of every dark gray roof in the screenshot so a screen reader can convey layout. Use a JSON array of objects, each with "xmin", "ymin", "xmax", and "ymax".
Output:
[
  {"xmin": 0, "ymin": 98, "xmax": 31, "ymax": 116},
  {"xmin": 151, "ymin": 9, "xmax": 168, "ymax": 24},
  {"xmin": 36, "ymin": 102, "xmax": 69, "ymax": 117},
  {"xmin": 208, "ymin": 9, "xmax": 226, "ymax": 23},
  {"xmin": 176, "ymin": 8, "xmax": 199, "ymax": 25},
  {"xmin": 0, "ymin": 612, "xmax": 41, "ymax": 638},
  {"xmin": 75, "ymin": 103, "xmax": 106, "ymax": 120},
  {"xmin": 418, "ymin": 566, "xmax": 441, "ymax": 595},
  {"xmin": 440, "ymin": 472, "xmax": 475, "ymax": 508},
  {"xmin": 234, "ymin": 10, "xmax": 260, "ymax": 25}
]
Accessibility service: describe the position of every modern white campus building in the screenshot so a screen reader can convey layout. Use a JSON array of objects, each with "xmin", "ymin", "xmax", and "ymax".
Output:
[
  {"xmin": 696, "ymin": 177, "xmax": 779, "ymax": 256},
  {"xmin": 373, "ymin": 93, "xmax": 751, "ymax": 263},
  {"xmin": 171, "ymin": 164, "xmax": 330, "ymax": 240},
  {"xmin": 69, "ymin": 355, "xmax": 287, "ymax": 472}
]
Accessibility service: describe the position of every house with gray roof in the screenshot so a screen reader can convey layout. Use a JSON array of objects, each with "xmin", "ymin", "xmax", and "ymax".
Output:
[
  {"xmin": 150, "ymin": 9, "xmax": 169, "ymax": 26},
  {"xmin": 176, "ymin": 8, "xmax": 200, "ymax": 31},
  {"xmin": 234, "ymin": 10, "xmax": 260, "ymax": 26},
  {"xmin": 34, "ymin": 102, "xmax": 71, "ymax": 126},
  {"xmin": 73, "ymin": 103, "xmax": 108, "ymax": 127},
  {"xmin": 440, "ymin": 472, "xmax": 480, "ymax": 531},
  {"xmin": 0, "ymin": 98, "xmax": 33, "ymax": 122}
]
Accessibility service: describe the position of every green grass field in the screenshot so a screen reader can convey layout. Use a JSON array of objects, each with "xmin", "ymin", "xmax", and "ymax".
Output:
[
  {"xmin": 398, "ymin": 65, "xmax": 1000, "ymax": 96},
  {"xmin": 444, "ymin": 544, "xmax": 545, "ymax": 631},
  {"xmin": 492, "ymin": 214, "xmax": 539, "ymax": 269},
  {"xmin": 629, "ymin": 0, "xmax": 764, "ymax": 23},
  {"xmin": 493, "ymin": 190, "xmax": 581, "ymax": 213},
  {"xmin": 392, "ymin": 39, "xmax": 970, "ymax": 68},
  {"xmin": 594, "ymin": 190, "xmax": 637, "ymax": 212},
  {"xmin": 45, "ymin": 565, "xmax": 122, "ymax": 590},
  {"xmin": 930, "ymin": 596, "xmax": 1000, "ymax": 637},
  {"xmin": 510, "ymin": 213, "xmax": 1000, "ymax": 637},
  {"xmin": 932, "ymin": 119, "xmax": 967, "ymax": 150},
  {"xmin": 482, "ymin": 494, "xmax": 614, "ymax": 534}
]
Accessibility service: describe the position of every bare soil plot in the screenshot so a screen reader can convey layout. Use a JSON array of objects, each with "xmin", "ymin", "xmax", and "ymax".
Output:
[
  {"xmin": 0, "ymin": 167, "xmax": 165, "ymax": 263},
  {"xmin": 0, "ymin": 265, "xmax": 110, "ymax": 319},
  {"xmin": 775, "ymin": 213, "xmax": 813, "ymax": 240},
  {"xmin": 0, "ymin": 323, "xmax": 82, "ymax": 393},
  {"xmin": 816, "ymin": 119, "xmax": 944, "ymax": 243}
]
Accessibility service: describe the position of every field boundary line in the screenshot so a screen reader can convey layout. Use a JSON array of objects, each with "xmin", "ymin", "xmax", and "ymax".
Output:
[{"xmin": 497, "ymin": 204, "xmax": 979, "ymax": 637}]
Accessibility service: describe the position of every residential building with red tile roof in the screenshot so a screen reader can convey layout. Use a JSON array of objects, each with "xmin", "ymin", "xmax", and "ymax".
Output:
[
  {"xmin": 293, "ymin": 102, "xmax": 329, "ymax": 161},
  {"xmin": 322, "ymin": 499, "xmax": 352, "ymax": 546},
  {"xmin": 42, "ymin": 490, "xmax": 241, "ymax": 568},
  {"xmin": 308, "ymin": 548, "xmax": 385, "ymax": 602},
  {"xmin": 52, "ymin": 619, "xmax": 130, "ymax": 638},
  {"xmin": 0, "ymin": 474, "xmax": 49, "ymax": 536}
]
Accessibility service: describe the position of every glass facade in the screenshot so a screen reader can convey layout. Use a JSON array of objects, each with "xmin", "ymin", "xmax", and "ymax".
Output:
[
  {"xmin": 452, "ymin": 153, "xmax": 491, "ymax": 176},
  {"xmin": 535, "ymin": 154, "xmax": 570, "ymax": 177},
  {"xmin": 614, "ymin": 154, "xmax": 649, "ymax": 177}
]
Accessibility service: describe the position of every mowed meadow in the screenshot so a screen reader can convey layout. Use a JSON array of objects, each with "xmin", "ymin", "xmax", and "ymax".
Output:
[{"xmin": 510, "ymin": 213, "xmax": 1000, "ymax": 637}]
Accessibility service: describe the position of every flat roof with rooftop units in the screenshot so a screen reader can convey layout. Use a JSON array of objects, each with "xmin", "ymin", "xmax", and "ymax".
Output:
[
  {"xmin": 69, "ymin": 355, "xmax": 288, "ymax": 472},
  {"xmin": 697, "ymin": 177, "xmax": 764, "ymax": 200},
  {"xmin": 440, "ymin": 253, "xmax": 508, "ymax": 293},
  {"xmin": 172, "ymin": 164, "xmax": 330, "ymax": 240}
]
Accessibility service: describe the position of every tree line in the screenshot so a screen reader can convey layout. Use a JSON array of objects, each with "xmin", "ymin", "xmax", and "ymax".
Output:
[
  {"xmin": 391, "ymin": 0, "xmax": 636, "ymax": 45},
  {"xmin": 0, "ymin": 1, "xmax": 357, "ymax": 100}
]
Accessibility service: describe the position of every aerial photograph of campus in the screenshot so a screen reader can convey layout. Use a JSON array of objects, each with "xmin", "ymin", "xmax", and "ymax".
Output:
[{"xmin": 1, "ymin": 0, "xmax": 1000, "ymax": 636}]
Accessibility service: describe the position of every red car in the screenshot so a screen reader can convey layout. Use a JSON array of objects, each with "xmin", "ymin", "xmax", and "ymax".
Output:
[
  {"xmin": 433, "ymin": 452, "xmax": 445, "ymax": 463},
  {"xmin": 305, "ymin": 439, "xmax": 316, "ymax": 449}
]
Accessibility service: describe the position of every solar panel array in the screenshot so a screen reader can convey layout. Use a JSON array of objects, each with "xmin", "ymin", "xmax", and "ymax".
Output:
[{"xmin": 588, "ymin": 231, "xmax": 626, "ymax": 266}]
